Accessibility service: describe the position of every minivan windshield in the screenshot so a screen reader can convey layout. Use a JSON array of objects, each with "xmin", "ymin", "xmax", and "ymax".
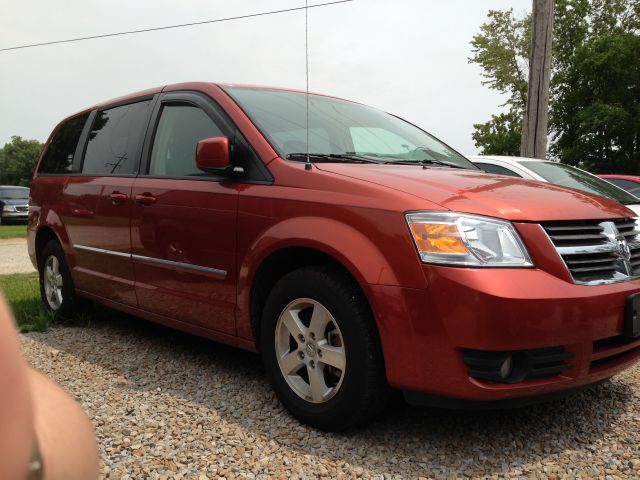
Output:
[
  {"xmin": 522, "ymin": 161, "xmax": 640, "ymax": 205},
  {"xmin": 0, "ymin": 187, "xmax": 29, "ymax": 199},
  {"xmin": 224, "ymin": 87, "xmax": 476, "ymax": 169}
]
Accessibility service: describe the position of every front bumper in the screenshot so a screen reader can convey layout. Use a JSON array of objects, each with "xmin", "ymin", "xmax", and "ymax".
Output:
[
  {"xmin": 366, "ymin": 266, "xmax": 640, "ymax": 402},
  {"xmin": 2, "ymin": 211, "xmax": 29, "ymax": 221}
]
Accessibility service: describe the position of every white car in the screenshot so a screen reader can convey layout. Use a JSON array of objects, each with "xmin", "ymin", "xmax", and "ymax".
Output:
[{"xmin": 468, "ymin": 155, "xmax": 640, "ymax": 216}]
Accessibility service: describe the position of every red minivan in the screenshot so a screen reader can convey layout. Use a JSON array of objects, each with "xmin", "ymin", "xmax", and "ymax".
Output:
[{"xmin": 28, "ymin": 83, "xmax": 640, "ymax": 430}]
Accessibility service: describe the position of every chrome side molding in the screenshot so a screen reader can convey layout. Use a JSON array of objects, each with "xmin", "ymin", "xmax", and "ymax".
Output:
[
  {"xmin": 132, "ymin": 254, "xmax": 227, "ymax": 279},
  {"xmin": 73, "ymin": 244, "xmax": 227, "ymax": 279},
  {"xmin": 74, "ymin": 244, "xmax": 131, "ymax": 258}
]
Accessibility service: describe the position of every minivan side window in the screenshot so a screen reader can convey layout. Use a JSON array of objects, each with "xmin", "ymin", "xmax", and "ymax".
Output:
[
  {"xmin": 39, "ymin": 113, "xmax": 90, "ymax": 174},
  {"xmin": 82, "ymin": 101, "xmax": 150, "ymax": 175},
  {"xmin": 149, "ymin": 105, "xmax": 224, "ymax": 177}
]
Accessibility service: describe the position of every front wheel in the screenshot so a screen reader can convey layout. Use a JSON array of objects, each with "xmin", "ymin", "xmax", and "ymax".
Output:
[{"xmin": 260, "ymin": 266, "xmax": 389, "ymax": 430}]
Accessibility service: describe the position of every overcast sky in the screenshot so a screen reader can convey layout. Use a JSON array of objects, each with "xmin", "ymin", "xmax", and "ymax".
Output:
[{"xmin": 0, "ymin": 0, "xmax": 531, "ymax": 155}]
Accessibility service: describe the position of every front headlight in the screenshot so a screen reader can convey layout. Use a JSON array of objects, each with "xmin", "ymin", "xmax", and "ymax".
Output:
[
  {"xmin": 2, "ymin": 205, "xmax": 16, "ymax": 212},
  {"xmin": 405, "ymin": 211, "xmax": 533, "ymax": 267}
]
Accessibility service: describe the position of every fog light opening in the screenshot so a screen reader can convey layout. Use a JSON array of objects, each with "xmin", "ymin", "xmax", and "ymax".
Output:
[
  {"xmin": 499, "ymin": 355, "xmax": 513, "ymax": 380},
  {"xmin": 463, "ymin": 346, "xmax": 573, "ymax": 384}
]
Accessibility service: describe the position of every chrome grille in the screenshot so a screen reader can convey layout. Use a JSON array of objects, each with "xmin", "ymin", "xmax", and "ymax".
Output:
[
  {"xmin": 542, "ymin": 218, "xmax": 640, "ymax": 285},
  {"xmin": 616, "ymin": 218, "xmax": 640, "ymax": 240},
  {"xmin": 14, "ymin": 205, "xmax": 28, "ymax": 213}
]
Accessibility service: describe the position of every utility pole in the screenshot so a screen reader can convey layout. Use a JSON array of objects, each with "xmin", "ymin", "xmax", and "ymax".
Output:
[{"xmin": 520, "ymin": 0, "xmax": 554, "ymax": 159}]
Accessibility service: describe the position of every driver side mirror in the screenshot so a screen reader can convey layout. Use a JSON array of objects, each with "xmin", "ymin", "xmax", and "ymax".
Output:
[{"xmin": 195, "ymin": 136, "xmax": 244, "ymax": 176}]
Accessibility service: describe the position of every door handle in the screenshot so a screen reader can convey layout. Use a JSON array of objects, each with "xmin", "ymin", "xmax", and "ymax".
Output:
[
  {"xmin": 109, "ymin": 191, "xmax": 128, "ymax": 204},
  {"xmin": 135, "ymin": 193, "xmax": 157, "ymax": 206}
]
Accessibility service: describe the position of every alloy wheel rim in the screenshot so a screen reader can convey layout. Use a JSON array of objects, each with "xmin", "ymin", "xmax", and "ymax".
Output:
[
  {"xmin": 275, "ymin": 298, "xmax": 346, "ymax": 404},
  {"xmin": 43, "ymin": 255, "xmax": 63, "ymax": 311}
]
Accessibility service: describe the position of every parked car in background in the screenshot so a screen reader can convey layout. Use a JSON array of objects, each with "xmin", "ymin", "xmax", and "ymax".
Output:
[
  {"xmin": 0, "ymin": 186, "xmax": 30, "ymax": 224},
  {"xmin": 28, "ymin": 83, "xmax": 640, "ymax": 430},
  {"xmin": 598, "ymin": 175, "xmax": 640, "ymax": 197},
  {"xmin": 468, "ymin": 156, "xmax": 640, "ymax": 215}
]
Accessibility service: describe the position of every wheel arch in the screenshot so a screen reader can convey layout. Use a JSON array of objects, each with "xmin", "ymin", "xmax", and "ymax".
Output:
[
  {"xmin": 238, "ymin": 216, "xmax": 403, "ymax": 346},
  {"xmin": 32, "ymin": 206, "xmax": 75, "ymax": 268},
  {"xmin": 249, "ymin": 246, "xmax": 371, "ymax": 343},
  {"xmin": 34, "ymin": 225, "xmax": 63, "ymax": 267}
]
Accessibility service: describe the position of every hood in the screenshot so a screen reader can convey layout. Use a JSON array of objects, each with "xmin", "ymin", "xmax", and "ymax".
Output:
[
  {"xmin": 314, "ymin": 164, "xmax": 634, "ymax": 221},
  {"xmin": 0, "ymin": 198, "xmax": 28, "ymax": 206},
  {"xmin": 625, "ymin": 203, "xmax": 640, "ymax": 216}
]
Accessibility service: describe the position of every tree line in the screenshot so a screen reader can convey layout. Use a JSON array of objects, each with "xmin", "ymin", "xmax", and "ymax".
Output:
[
  {"xmin": 0, "ymin": 136, "xmax": 42, "ymax": 187},
  {"xmin": 470, "ymin": 0, "xmax": 640, "ymax": 174}
]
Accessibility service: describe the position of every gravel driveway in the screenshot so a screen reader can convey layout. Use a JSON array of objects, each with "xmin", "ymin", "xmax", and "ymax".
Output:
[
  {"xmin": 0, "ymin": 238, "xmax": 34, "ymax": 274},
  {"xmin": 20, "ymin": 314, "xmax": 640, "ymax": 479}
]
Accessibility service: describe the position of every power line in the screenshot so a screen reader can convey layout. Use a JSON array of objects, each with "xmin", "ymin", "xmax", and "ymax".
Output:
[{"xmin": 0, "ymin": 0, "xmax": 354, "ymax": 53}]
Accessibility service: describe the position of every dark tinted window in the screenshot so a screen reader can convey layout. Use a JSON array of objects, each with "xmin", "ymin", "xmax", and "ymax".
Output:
[
  {"xmin": 607, "ymin": 178, "xmax": 640, "ymax": 192},
  {"xmin": 82, "ymin": 101, "xmax": 150, "ymax": 175},
  {"xmin": 522, "ymin": 161, "xmax": 639, "ymax": 204},
  {"xmin": 475, "ymin": 162, "xmax": 522, "ymax": 177},
  {"xmin": 149, "ymin": 105, "xmax": 224, "ymax": 177},
  {"xmin": 39, "ymin": 113, "xmax": 89, "ymax": 173}
]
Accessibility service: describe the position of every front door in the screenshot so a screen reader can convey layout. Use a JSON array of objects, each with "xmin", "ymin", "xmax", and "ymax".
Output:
[{"xmin": 130, "ymin": 94, "xmax": 239, "ymax": 334}]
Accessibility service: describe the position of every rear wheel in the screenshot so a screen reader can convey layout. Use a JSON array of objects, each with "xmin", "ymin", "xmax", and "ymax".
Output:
[
  {"xmin": 260, "ymin": 266, "xmax": 389, "ymax": 430},
  {"xmin": 39, "ymin": 241, "xmax": 89, "ymax": 317}
]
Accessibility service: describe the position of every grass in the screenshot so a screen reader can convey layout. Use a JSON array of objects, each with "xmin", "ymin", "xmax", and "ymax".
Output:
[
  {"xmin": 0, "ymin": 224, "xmax": 28, "ymax": 239},
  {"xmin": 0, "ymin": 272, "xmax": 97, "ymax": 332},
  {"xmin": 0, "ymin": 272, "xmax": 53, "ymax": 332}
]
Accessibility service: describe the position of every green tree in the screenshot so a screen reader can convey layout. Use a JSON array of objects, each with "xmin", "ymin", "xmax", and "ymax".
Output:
[
  {"xmin": 470, "ymin": 0, "xmax": 640, "ymax": 171},
  {"xmin": 468, "ymin": 9, "xmax": 530, "ymax": 155},
  {"xmin": 469, "ymin": 9, "xmax": 531, "ymax": 112},
  {"xmin": 0, "ymin": 136, "xmax": 43, "ymax": 186},
  {"xmin": 550, "ymin": 0, "xmax": 640, "ymax": 171},
  {"xmin": 471, "ymin": 111, "xmax": 522, "ymax": 156},
  {"xmin": 551, "ymin": 33, "xmax": 640, "ymax": 173}
]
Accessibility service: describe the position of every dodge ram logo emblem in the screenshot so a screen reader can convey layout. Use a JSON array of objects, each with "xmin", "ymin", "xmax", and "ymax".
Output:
[{"xmin": 617, "ymin": 235, "xmax": 632, "ymax": 262}]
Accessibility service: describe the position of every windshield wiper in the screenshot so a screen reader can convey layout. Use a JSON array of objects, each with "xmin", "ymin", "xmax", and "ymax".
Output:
[
  {"xmin": 287, "ymin": 153, "xmax": 382, "ymax": 164},
  {"xmin": 287, "ymin": 153, "xmax": 470, "ymax": 169},
  {"xmin": 380, "ymin": 159, "xmax": 470, "ymax": 169}
]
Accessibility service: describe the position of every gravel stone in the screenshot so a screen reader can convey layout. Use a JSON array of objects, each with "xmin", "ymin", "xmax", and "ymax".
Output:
[{"xmin": 19, "ymin": 315, "xmax": 640, "ymax": 479}]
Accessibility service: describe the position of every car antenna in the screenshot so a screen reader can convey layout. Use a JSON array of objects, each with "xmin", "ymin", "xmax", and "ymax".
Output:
[{"xmin": 304, "ymin": 0, "xmax": 312, "ymax": 171}]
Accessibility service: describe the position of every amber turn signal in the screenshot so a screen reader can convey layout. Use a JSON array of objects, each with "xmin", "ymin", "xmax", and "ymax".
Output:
[{"xmin": 408, "ymin": 222, "xmax": 468, "ymax": 255}]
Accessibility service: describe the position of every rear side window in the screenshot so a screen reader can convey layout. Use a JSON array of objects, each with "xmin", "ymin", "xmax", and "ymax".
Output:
[
  {"xmin": 39, "ymin": 113, "xmax": 89, "ymax": 173},
  {"xmin": 82, "ymin": 101, "xmax": 150, "ymax": 175},
  {"xmin": 149, "ymin": 105, "xmax": 224, "ymax": 177},
  {"xmin": 476, "ymin": 162, "xmax": 522, "ymax": 178}
]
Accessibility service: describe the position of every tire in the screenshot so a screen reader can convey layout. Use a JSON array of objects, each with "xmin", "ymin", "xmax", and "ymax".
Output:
[
  {"xmin": 38, "ymin": 240, "xmax": 89, "ymax": 318},
  {"xmin": 260, "ymin": 266, "xmax": 389, "ymax": 431}
]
